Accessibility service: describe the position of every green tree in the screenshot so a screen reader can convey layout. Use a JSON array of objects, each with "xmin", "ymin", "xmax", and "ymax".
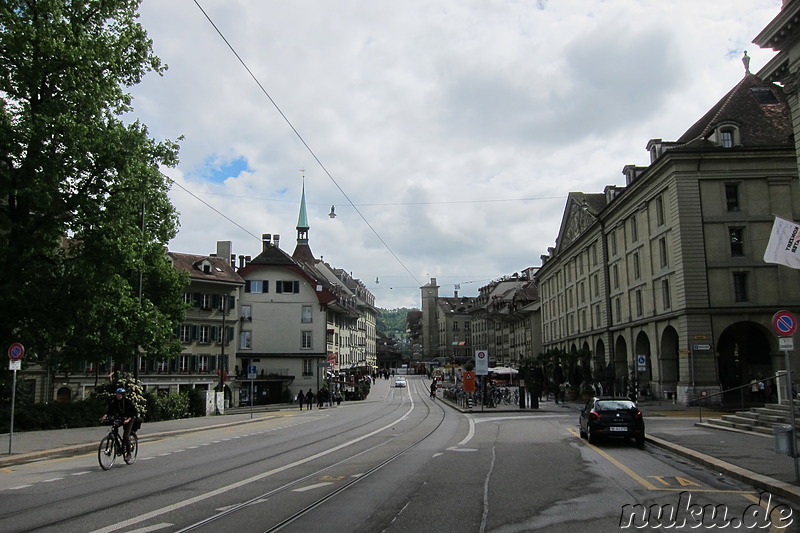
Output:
[{"xmin": 0, "ymin": 1, "xmax": 185, "ymax": 379}]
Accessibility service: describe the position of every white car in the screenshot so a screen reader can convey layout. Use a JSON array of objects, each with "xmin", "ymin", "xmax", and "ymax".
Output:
[{"xmin": 394, "ymin": 377, "xmax": 407, "ymax": 388}]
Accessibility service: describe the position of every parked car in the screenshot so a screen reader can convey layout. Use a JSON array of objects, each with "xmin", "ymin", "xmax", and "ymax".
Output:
[
  {"xmin": 394, "ymin": 377, "xmax": 407, "ymax": 388},
  {"xmin": 578, "ymin": 397, "xmax": 645, "ymax": 447}
]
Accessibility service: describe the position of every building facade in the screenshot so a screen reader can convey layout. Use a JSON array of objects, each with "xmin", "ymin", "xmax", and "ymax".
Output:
[{"xmin": 538, "ymin": 71, "xmax": 800, "ymax": 404}]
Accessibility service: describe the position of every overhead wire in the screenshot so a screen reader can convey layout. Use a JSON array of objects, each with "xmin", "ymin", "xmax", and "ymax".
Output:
[{"xmin": 191, "ymin": 0, "xmax": 422, "ymax": 286}]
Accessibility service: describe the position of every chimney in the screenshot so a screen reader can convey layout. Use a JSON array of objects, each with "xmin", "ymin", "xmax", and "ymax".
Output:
[
  {"xmin": 454, "ymin": 289, "xmax": 459, "ymax": 298},
  {"xmin": 262, "ymin": 234, "xmax": 271, "ymax": 252},
  {"xmin": 274, "ymin": 234, "xmax": 280, "ymax": 248},
  {"xmin": 230, "ymin": 254, "xmax": 236, "ymax": 266},
  {"xmin": 238, "ymin": 255, "xmax": 246, "ymax": 269},
  {"xmin": 216, "ymin": 241, "xmax": 232, "ymax": 264}
]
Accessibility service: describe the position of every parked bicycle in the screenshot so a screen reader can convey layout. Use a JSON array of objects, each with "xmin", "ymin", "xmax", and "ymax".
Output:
[{"xmin": 98, "ymin": 418, "xmax": 138, "ymax": 470}]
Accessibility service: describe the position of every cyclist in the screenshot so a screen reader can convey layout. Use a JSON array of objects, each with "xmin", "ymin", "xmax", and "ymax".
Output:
[
  {"xmin": 100, "ymin": 388, "xmax": 138, "ymax": 462},
  {"xmin": 430, "ymin": 380, "xmax": 437, "ymax": 399}
]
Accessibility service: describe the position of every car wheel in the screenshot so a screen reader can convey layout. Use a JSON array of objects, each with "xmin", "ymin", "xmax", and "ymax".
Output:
[
  {"xmin": 587, "ymin": 424, "xmax": 598, "ymax": 445},
  {"xmin": 635, "ymin": 434, "xmax": 645, "ymax": 448},
  {"xmin": 579, "ymin": 421, "xmax": 587, "ymax": 439}
]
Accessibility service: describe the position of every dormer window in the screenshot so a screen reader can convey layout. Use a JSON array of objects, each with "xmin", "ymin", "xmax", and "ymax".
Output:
[
  {"xmin": 711, "ymin": 124, "xmax": 739, "ymax": 148},
  {"xmin": 720, "ymin": 130, "xmax": 733, "ymax": 148}
]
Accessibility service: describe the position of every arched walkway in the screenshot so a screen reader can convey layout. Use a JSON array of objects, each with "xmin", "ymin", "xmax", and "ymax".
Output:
[{"xmin": 717, "ymin": 322, "xmax": 772, "ymax": 390}]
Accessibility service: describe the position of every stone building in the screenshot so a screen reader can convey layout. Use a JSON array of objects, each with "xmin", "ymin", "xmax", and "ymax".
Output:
[{"xmin": 537, "ymin": 69, "xmax": 800, "ymax": 404}]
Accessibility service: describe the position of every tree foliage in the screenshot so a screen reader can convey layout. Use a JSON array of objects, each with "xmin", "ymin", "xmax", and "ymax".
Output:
[{"xmin": 0, "ymin": 0, "xmax": 186, "ymax": 375}]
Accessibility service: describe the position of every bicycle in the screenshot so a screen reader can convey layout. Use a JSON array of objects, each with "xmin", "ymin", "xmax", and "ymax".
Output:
[{"xmin": 98, "ymin": 418, "xmax": 138, "ymax": 470}]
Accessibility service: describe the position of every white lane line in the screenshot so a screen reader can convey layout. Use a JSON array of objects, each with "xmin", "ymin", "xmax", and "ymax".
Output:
[
  {"xmin": 90, "ymin": 401, "xmax": 416, "ymax": 533},
  {"xmin": 458, "ymin": 417, "xmax": 476, "ymax": 446},
  {"xmin": 9, "ymin": 484, "xmax": 32, "ymax": 490},
  {"xmin": 72, "ymin": 471, "xmax": 91, "ymax": 476},
  {"xmin": 43, "ymin": 478, "xmax": 64, "ymax": 483},
  {"xmin": 292, "ymin": 482, "xmax": 334, "ymax": 492},
  {"xmin": 126, "ymin": 523, "xmax": 173, "ymax": 533}
]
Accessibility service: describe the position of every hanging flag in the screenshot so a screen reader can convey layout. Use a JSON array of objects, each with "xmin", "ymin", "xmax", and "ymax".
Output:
[{"xmin": 764, "ymin": 216, "xmax": 800, "ymax": 269}]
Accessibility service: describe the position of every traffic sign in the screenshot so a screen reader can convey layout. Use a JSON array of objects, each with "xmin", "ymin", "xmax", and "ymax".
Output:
[
  {"xmin": 247, "ymin": 365, "xmax": 257, "ymax": 380},
  {"xmin": 780, "ymin": 337, "xmax": 795, "ymax": 351},
  {"xmin": 636, "ymin": 355, "xmax": 647, "ymax": 371},
  {"xmin": 475, "ymin": 350, "xmax": 488, "ymax": 376},
  {"xmin": 773, "ymin": 310, "xmax": 798, "ymax": 337},
  {"xmin": 8, "ymin": 360, "xmax": 20, "ymax": 371},
  {"xmin": 692, "ymin": 344, "xmax": 712, "ymax": 351},
  {"xmin": 8, "ymin": 343, "xmax": 24, "ymax": 361}
]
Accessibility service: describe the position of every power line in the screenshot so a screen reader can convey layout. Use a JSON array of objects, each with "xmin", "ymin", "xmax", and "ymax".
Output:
[{"xmin": 192, "ymin": 0, "xmax": 422, "ymax": 286}]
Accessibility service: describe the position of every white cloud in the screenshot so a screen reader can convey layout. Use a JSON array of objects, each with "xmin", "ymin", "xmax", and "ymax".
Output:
[{"xmin": 130, "ymin": 0, "xmax": 783, "ymax": 309}]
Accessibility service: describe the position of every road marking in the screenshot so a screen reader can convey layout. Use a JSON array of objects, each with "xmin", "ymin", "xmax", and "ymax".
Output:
[
  {"xmin": 125, "ymin": 524, "xmax": 173, "ymax": 533},
  {"xmin": 293, "ymin": 482, "xmax": 334, "ymax": 492},
  {"xmin": 568, "ymin": 428, "xmax": 658, "ymax": 490},
  {"xmin": 90, "ymin": 401, "xmax": 417, "ymax": 533},
  {"xmin": 72, "ymin": 471, "xmax": 91, "ymax": 476},
  {"xmin": 43, "ymin": 478, "xmax": 64, "ymax": 483},
  {"xmin": 9, "ymin": 484, "xmax": 32, "ymax": 490}
]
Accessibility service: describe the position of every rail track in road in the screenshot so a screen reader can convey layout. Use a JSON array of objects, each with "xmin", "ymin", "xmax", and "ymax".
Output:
[{"xmin": 176, "ymin": 377, "xmax": 447, "ymax": 532}]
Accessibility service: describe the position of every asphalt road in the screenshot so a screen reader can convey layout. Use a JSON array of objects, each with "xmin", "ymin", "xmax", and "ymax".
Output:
[{"xmin": 0, "ymin": 376, "xmax": 794, "ymax": 533}]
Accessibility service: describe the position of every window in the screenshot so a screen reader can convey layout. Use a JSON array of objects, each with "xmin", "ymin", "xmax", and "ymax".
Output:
[
  {"xmin": 301, "ymin": 330, "xmax": 313, "ymax": 349},
  {"xmin": 303, "ymin": 359, "xmax": 314, "ymax": 376},
  {"xmin": 179, "ymin": 325, "xmax": 192, "ymax": 343},
  {"xmin": 200, "ymin": 294, "xmax": 212, "ymax": 310},
  {"xmin": 453, "ymin": 322, "xmax": 460, "ymax": 332},
  {"xmin": 733, "ymin": 272, "xmax": 748, "ymax": 302},
  {"xmin": 183, "ymin": 292, "xmax": 192, "ymax": 304},
  {"xmin": 157, "ymin": 360, "xmax": 169, "ymax": 372},
  {"xmin": 659, "ymin": 237, "xmax": 668, "ymax": 268},
  {"xmin": 725, "ymin": 184, "xmax": 740, "ymax": 212},
  {"xmin": 301, "ymin": 305, "xmax": 313, "ymax": 323},
  {"xmin": 730, "ymin": 227, "xmax": 744, "ymax": 256},
  {"xmin": 635, "ymin": 289, "xmax": 643, "ymax": 317},
  {"xmin": 630, "ymin": 215, "xmax": 638, "ymax": 243},
  {"xmin": 655, "ymin": 196, "xmax": 665, "ymax": 226},
  {"xmin": 590, "ymin": 244, "xmax": 598, "ymax": 266},
  {"xmin": 198, "ymin": 355, "xmax": 209, "ymax": 372},
  {"xmin": 610, "ymin": 230, "xmax": 617, "ymax": 257},
  {"xmin": 632, "ymin": 252, "xmax": 641, "ymax": 280},
  {"xmin": 662, "ymin": 279, "xmax": 671, "ymax": 310},
  {"xmin": 465, "ymin": 321, "xmax": 471, "ymax": 332},
  {"xmin": 277, "ymin": 280, "xmax": 300, "ymax": 294},
  {"xmin": 579, "ymin": 282, "xmax": 585, "ymax": 303},
  {"xmin": 720, "ymin": 129, "xmax": 734, "ymax": 148},
  {"xmin": 614, "ymin": 297, "xmax": 621, "ymax": 322},
  {"xmin": 179, "ymin": 355, "xmax": 190, "ymax": 372},
  {"xmin": 592, "ymin": 273, "xmax": 599, "ymax": 297},
  {"xmin": 198, "ymin": 325, "xmax": 210, "ymax": 344},
  {"xmin": 245, "ymin": 280, "xmax": 268, "ymax": 293},
  {"xmin": 240, "ymin": 331, "xmax": 252, "ymax": 349},
  {"xmin": 241, "ymin": 305, "xmax": 252, "ymax": 321}
]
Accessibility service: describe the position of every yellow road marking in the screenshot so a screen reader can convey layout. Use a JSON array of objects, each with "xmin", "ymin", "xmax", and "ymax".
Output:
[{"xmin": 569, "ymin": 427, "xmax": 755, "ymax": 496}]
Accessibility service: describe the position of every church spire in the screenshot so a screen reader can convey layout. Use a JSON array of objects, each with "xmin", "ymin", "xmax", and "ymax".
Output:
[{"xmin": 292, "ymin": 174, "xmax": 315, "ymax": 264}]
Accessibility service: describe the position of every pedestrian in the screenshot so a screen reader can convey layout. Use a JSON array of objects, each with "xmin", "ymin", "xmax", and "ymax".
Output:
[
  {"xmin": 317, "ymin": 388, "xmax": 324, "ymax": 409},
  {"xmin": 297, "ymin": 389, "xmax": 305, "ymax": 410},
  {"xmin": 758, "ymin": 379, "xmax": 766, "ymax": 402},
  {"xmin": 750, "ymin": 379, "xmax": 759, "ymax": 403},
  {"xmin": 305, "ymin": 388, "xmax": 314, "ymax": 410}
]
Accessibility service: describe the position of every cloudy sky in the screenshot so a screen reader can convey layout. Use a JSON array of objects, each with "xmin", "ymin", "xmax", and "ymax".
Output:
[{"xmin": 129, "ymin": 0, "xmax": 781, "ymax": 310}]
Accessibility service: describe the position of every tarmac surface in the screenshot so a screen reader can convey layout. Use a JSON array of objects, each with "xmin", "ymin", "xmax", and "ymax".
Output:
[{"xmin": 2, "ymin": 385, "xmax": 800, "ymax": 508}]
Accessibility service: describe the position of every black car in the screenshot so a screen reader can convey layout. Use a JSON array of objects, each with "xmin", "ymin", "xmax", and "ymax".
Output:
[{"xmin": 578, "ymin": 397, "xmax": 645, "ymax": 447}]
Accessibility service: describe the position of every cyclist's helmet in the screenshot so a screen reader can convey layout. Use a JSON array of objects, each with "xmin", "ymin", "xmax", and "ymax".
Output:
[{"xmin": 115, "ymin": 388, "xmax": 126, "ymax": 394}]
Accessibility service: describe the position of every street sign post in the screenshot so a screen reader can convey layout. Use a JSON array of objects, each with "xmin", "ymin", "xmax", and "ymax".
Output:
[
  {"xmin": 475, "ymin": 350, "xmax": 488, "ymax": 376},
  {"xmin": 7, "ymin": 343, "xmax": 24, "ymax": 455},
  {"xmin": 773, "ymin": 310, "xmax": 800, "ymax": 483}
]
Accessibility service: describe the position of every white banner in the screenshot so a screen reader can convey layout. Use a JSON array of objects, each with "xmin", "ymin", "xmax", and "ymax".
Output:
[{"xmin": 764, "ymin": 216, "xmax": 800, "ymax": 270}]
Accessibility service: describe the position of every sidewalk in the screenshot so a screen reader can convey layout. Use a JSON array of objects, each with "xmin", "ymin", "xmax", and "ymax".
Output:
[{"xmin": 3, "ymin": 392, "xmax": 800, "ymax": 507}]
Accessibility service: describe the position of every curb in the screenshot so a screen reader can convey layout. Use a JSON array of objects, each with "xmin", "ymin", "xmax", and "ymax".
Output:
[
  {"xmin": 646, "ymin": 434, "xmax": 800, "ymax": 506},
  {"xmin": 0, "ymin": 413, "xmax": 282, "ymax": 468}
]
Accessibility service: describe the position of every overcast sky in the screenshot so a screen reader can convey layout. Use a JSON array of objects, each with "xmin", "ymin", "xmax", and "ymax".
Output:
[{"xmin": 129, "ymin": 0, "xmax": 781, "ymax": 310}]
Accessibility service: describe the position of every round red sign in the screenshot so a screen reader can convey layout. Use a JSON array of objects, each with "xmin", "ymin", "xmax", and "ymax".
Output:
[{"xmin": 772, "ymin": 310, "xmax": 798, "ymax": 337}]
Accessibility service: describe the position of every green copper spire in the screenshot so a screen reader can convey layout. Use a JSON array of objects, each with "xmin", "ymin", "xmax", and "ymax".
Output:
[{"xmin": 297, "ymin": 182, "xmax": 309, "ymax": 230}]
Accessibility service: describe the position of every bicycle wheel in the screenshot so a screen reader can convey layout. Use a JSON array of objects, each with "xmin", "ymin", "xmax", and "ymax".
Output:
[
  {"xmin": 98, "ymin": 434, "xmax": 116, "ymax": 470},
  {"xmin": 124, "ymin": 434, "xmax": 138, "ymax": 464}
]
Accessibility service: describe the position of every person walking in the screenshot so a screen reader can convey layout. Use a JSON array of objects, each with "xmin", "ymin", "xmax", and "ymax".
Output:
[
  {"xmin": 297, "ymin": 389, "xmax": 305, "ymax": 410},
  {"xmin": 305, "ymin": 388, "xmax": 314, "ymax": 410}
]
